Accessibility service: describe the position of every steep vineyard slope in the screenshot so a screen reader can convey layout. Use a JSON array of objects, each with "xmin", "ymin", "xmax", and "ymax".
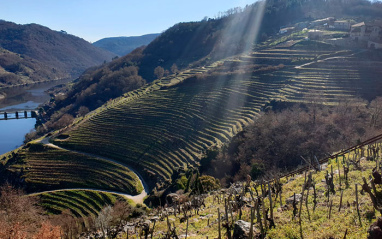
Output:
[{"xmin": 52, "ymin": 43, "xmax": 382, "ymax": 190}]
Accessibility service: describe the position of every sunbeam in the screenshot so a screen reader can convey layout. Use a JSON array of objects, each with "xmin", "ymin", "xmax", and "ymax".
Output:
[{"xmin": 203, "ymin": 0, "xmax": 268, "ymax": 141}]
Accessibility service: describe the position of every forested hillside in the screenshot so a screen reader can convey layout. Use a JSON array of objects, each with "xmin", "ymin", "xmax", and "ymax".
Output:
[
  {"xmin": 0, "ymin": 21, "xmax": 115, "ymax": 88},
  {"xmin": 0, "ymin": 47, "xmax": 67, "ymax": 88}
]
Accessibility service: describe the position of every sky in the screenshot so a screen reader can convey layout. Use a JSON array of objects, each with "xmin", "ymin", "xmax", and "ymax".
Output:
[{"xmin": 0, "ymin": 0, "xmax": 256, "ymax": 43}]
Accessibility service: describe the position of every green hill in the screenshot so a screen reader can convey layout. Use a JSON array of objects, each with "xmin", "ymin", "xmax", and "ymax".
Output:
[{"xmin": 93, "ymin": 34, "xmax": 160, "ymax": 56}]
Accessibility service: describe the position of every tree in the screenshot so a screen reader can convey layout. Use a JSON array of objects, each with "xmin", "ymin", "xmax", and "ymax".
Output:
[
  {"xmin": 0, "ymin": 185, "xmax": 47, "ymax": 238},
  {"xmin": 33, "ymin": 222, "xmax": 61, "ymax": 239},
  {"xmin": 51, "ymin": 210, "xmax": 82, "ymax": 239},
  {"xmin": 95, "ymin": 205, "xmax": 114, "ymax": 238},
  {"xmin": 369, "ymin": 97, "xmax": 382, "ymax": 128},
  {"xmin": 54, "ymin": 114, "xmax": 74, "ymax": 129},
  {"xmin": 154, "ymin": 66, "xmax": 164, "ymax": 79},
  {"xmin": 171, "ymin": 63, "xmax": 179, "ymax": 74},
  {"xmin": 76, "ymin": 106, "xmax": 89, "ymax": 117}
]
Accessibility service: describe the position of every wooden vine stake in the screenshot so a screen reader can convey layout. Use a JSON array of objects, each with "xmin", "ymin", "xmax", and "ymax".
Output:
[
  {"xmin": 256, "ymin": 200, "xmax": 264, "ymax": 239},
  {"xmin": 343, "ymin": 228, "xmax": 348, "ymax": 239},
  {"xmin": 268, "ymin": 182, "xmax": 274, "ymax": 223},
  {"xmin": 261, "ymin": 184, "xmax": 267, "ymax": 229},
  {"xmin": 313, "ymin": 184, "xmax": 317, "ymax": 212},
  {"xmin": 338, "ymin": 161, "xmax": 342, "ymax": 188},
  {"xmin": 338, "ymin": 189, "xmax": 343, "ymax": 212},
  {"xmin": 218, "ymin": 208, "xmax": 221, "ymax": 239},
  {"xmin": 249, "ymin": 206, "xmax": 255, "ymax": 239},
  {"xmin": 185, "ymin": 217, "xmax": 189, "ymax": 239},
  {"xmin": 224, "ymin": 198, "xmax": 231, "ymax": 239},
  {"xmin": 355, "ymin": 184, "xmax": 362, "ymax": 227},
  {"xmin": 299, "ymin": 188, "xmax": 305, "ymax": 239},
  {"xmin": 328, "ymin": 200, "xmax": 333, "ymax": 219},
  {"xmin": 306, "ymin": 185, "xmax": 311, "ymax": 222}
]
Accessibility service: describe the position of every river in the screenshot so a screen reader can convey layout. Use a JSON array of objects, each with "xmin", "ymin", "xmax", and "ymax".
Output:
[{"xmin": 0, "ymin": 79, "xmax": 72, "ymax": 155}]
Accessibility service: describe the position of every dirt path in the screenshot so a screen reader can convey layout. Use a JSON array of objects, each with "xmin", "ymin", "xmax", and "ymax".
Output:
[
  {"xmin": 295, "ymin": 49, "xmax": 368, "ymax": 69},
  {"xmin": 28, "ymin": 188, "xmax": 146, "ymax": 204},
  {"xmin": 37, "ymin": 137, "xmax": 149, "ymax": 204}
]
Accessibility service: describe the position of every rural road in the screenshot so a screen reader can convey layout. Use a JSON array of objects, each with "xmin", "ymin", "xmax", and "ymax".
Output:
[{"xmin": 37, "ymin": 137, "xmax": 149, "ymax": 204}]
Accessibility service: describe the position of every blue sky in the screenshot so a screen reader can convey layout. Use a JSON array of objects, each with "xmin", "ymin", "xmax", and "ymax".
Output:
[{"xmin": 1, "ymin": 0, "xmax": 255, "ymax": 42}]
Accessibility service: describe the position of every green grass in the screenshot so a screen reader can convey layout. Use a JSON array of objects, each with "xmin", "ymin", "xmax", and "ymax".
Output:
[{"xmin": 130, "ymin": 148, "xmax": 379, "ymax": 238}]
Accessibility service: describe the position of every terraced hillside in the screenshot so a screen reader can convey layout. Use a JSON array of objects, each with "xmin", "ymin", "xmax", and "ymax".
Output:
[
  {"xmin": 2, "ymin": 143, "xmax": 142, "ymax": 195},
  {"xmin": 31, "ymin": 190, "xmax": 128, "ymax": 224},
  {"xmin": 53, "ymin": 45, "xmax": 370, "ymax": 189}
]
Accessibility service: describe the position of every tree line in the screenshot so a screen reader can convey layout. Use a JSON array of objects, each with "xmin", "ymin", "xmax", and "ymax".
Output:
[{"xmin": 201, "ymin": 97, "xmax": 382, "ymax": 186}]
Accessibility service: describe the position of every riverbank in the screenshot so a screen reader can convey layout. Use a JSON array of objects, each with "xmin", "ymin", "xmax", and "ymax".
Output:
[
  {"xmin": 0, "ymin": 77, "xmax": 70, "ymax": 91},
  {"xmin": 0, "ymin": 78, "xmax": 73, "ymax": 155}
]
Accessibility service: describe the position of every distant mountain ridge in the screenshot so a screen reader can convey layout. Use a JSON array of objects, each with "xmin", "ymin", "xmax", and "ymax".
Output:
[
  {"xmin": 93, "ymin": 34, "xmax": 160, "ymax": 56},
  {"xmin": 0, "ymin": 21, "xmax": 115, "ymax": 88}
]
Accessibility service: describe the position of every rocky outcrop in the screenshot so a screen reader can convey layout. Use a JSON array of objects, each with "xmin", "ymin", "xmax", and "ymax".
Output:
[{"xmin": 233, "ymin": 220, "xmax": 261, "ymax": 239}]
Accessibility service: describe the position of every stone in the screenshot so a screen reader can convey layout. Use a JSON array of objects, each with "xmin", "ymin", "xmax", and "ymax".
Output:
[
  {"xmin": 368, "ymin": 217, "xmax": 382, "ymax": 239},
  {"xmin": 321, "ymin": 163, "xmax": 328, "ymax": 170},
  {"xmin": 368, "ymin": 226, "xmax": 382, "ymax": 239},
  {"xmin": 232, "ymin": 220, "xmax": 260, "ymax": 239},
  {"xmin": 285, "ymin": 194, "xmax": 302, "ymax": 205}
]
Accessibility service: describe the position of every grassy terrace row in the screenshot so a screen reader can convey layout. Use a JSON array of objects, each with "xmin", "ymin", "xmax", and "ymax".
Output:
[
  {"xmin": 273, "ymin": 55, "xmax": 382, "ymax": 103},
  {"xmin": 8, "ymin": 144, "xmax": 143, "ymax": 195},
  {"xmin": 33, "ymin": 190, "xmax": 126, "ymax": 222}
]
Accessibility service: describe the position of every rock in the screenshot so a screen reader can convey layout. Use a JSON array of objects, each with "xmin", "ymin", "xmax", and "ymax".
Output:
[
  {"xmin": 368, "ymin": 226, "xmax": 382, "ymax": 239},
  {"xmin": 321, "ymin": 163, "xmax": 328, "ymax": 170},
  {"xmin": 368, "ymin": 217, "xmax": 382, "ymax": 239},
  {"xmin": 286, "ymin": 194, "xmax": 302, "ymax": 205},
  {"xmin": 233, "ymin": 220, "xmax": 260, "ymax": 239}
]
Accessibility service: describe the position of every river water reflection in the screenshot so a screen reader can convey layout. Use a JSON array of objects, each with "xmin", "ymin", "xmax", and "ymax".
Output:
[{"xmin": 0, "ymin": 79, "xmax": 72, "ymax": 155}]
